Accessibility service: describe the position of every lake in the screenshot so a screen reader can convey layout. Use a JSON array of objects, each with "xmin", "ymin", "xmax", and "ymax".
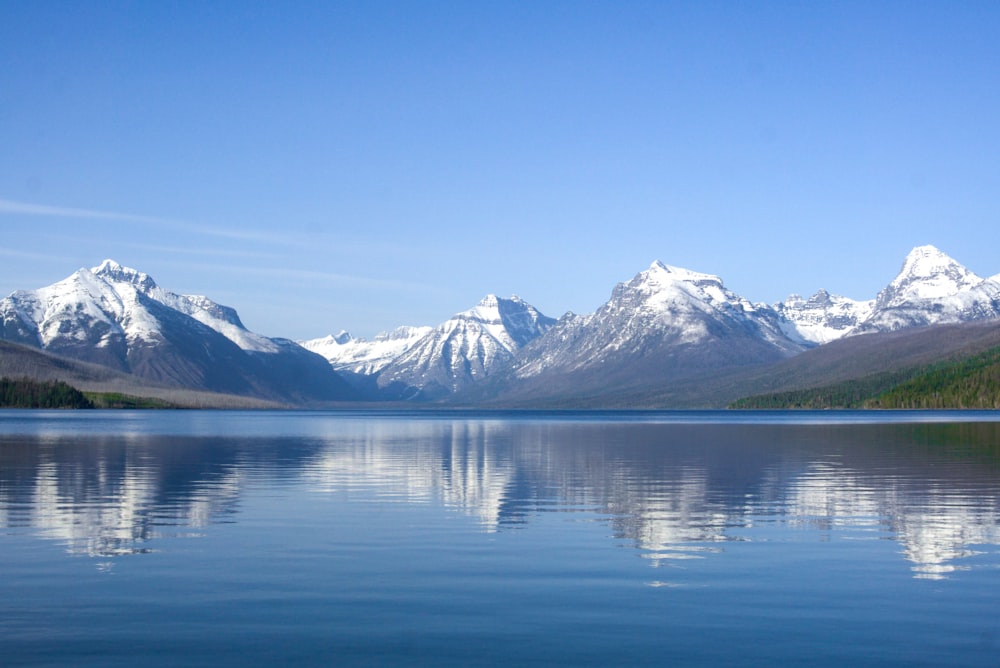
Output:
[{"xmin": 2, "ymin": 409, "xmax": 1000, "ymax": 666}]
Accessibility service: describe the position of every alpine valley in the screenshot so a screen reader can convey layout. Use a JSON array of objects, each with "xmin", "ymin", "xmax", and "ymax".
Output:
[{"xmin": 3, "ymin": 245, "xmax": 1000, "ymax": 408}]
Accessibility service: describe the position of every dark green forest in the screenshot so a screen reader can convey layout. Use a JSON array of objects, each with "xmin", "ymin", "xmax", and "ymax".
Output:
[
  {"xmin": 868, "ymin": 346, "xmax": 1000, "ymax": 409},
  {"xmin": 0, "ymin": 377, "xmax": 94, "ymax": 409},
  {"xmin": 731, "ymin": 346, "xmax": 1000, "ymax": 410}
]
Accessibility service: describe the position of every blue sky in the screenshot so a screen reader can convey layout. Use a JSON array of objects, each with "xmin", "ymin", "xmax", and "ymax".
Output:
[{"xmin": 2, "ymin": 1, "xmax": 998, "ymax": 340}]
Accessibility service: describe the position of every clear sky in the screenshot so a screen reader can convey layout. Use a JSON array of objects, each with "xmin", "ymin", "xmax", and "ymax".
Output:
[{"xmin": 2, "ymin": 1, "xmax": 998, "ymax": 340}]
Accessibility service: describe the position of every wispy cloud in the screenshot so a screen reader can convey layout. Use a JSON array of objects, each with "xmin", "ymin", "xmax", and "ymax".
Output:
[
  {"xmin": 0, "ymin": 197, "xmax": 298, "ymax": 246},
  {"xmin": 0, "ymin": 198, "xmax": 179, "ymax": 225},
  {"xmin": 209, "ymin": 263, "xmax": 437, "ymax": 293},
  {"xmin": 118, "ymin": 241, "xmax": 278, "ymax": 260},
  {"xmin": 0, "ymin": 246, "xmax": 73, "ymax": 263},
  {"xmin": 0, "ymin": 196, "xmax": 440, "ymax": 260}
]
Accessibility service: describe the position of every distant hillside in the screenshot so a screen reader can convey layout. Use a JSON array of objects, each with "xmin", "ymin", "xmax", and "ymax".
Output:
[
  {"xmin": 731, "ymin": 344, "xmax": 1000, "ymax": 409},
  {"xmin": 0, "ymin": 339, "xmax": 283, "ymax": 409}
]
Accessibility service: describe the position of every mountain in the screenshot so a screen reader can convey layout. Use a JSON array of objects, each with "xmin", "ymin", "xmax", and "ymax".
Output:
[
  {"xmin": 365, "ymin": 295, "xmax": 556, "ymax": 400},
  {"xmin": 854, "ymin": 245, "xmax": 1000, "ymax": 334},
  {"xmin": 774, "ymin": 290, "xmax": 874, "ymax": 344},
  {"xmin": 4, "ymin": 245, "xmax": 999, "ymax": 409},
  {"xmin": 773, "ymin": 245, "xmax": 1000, "ymax": 344},
  {"xmin": 300, "ymin": 325, "xmax": 433, "ymax": 376},
  {"xmin": 301, "ymin": 295, "xmax": 555, "ymax": 400},
  {"xmin": 465, "ymin": 261, "xmax": 807, "ymax": 404},
  {"xmin": 463, "ymin": 248, "xmax": 1000, "ymax": 407},
  {"xmin": 0, "ymin": 260, "xmax": 354, "ymax": 405}
]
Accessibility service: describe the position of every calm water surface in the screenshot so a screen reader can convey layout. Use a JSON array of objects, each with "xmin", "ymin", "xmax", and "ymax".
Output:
[{"xmin": 2, "ymin": 409, "xmax": 1000, "ymax": 666}]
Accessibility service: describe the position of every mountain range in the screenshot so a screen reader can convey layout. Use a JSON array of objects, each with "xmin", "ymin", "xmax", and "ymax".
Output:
[{"xmin": 2, "ymin": 245, "xmax": 999, "ymax": 407}]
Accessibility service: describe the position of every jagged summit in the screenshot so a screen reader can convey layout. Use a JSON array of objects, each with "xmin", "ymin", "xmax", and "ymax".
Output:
[
  {"xmin": 804, "ymin": 289, "xmax": 832, "ymax": 304},
  {"xmin": 899, "ymin": 244, "xmax": 973, "ymax": 279},
  {"xmin": 615, "ymin": 259, "xmax": 761, "ymax": 325},
  {"xmin": 91, "ymin": 259, "xmax": 157, "ymax": 291},
  {"xmin": 460, "ymin": 294, "xmax": 505, "ymax": 322},
  {"xmin": 300, "ymin": 325, "xmax": 434, "ymax": 376},
  {"xmin": 645, "ymin": 260, "xmax": 724, "ymax": 286},
  {"xmin": 623, "ymin": 262, "xmax": 732, "ymax": 307},
  {"xmin": 462, "ymin": 293, "xmax": 527, "ymax": 315},
  {"xmin": 774, "ymin": 290, "xmax": 873, "ymax": 345}
]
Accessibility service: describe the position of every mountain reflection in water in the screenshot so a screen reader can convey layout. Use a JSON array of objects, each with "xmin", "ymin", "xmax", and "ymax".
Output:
[{"xmin": 2, "ymin": 414, "xmax": 1000, "ymax": 581}]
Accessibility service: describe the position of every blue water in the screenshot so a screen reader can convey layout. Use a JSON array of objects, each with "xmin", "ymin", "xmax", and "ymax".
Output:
[{"xmin": 2, "ymin": 410, "xmax": 1000, "ymax": 666}]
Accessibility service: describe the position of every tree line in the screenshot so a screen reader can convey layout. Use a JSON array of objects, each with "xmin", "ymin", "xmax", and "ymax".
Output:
[{"xmin": 731, "ymin": 346, "xmax": 1000, "ymax": 410}]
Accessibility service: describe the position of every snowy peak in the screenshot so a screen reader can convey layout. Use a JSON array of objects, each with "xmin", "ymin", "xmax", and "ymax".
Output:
[
  {"xmin": 458, "ymin": 293, "xmax": 505, "ymax": 323},
  {"xmin": 508, "ymin": 258, "xmax": 807, "ymax": 389},
  {"xmin": 625, "ymin": 261, "xmax": 729, "ymax": 302},
  {"xmin": 455, "ymin": 294, "xmax": 554, "ymax": 348},
  {"xmin": 460, "ymin": 293, "xmax": 526, "ymax": 320},
  {"xmin": 373, "ymin": 295, "xmax": 556, "ymax": 399},
  {"xmin": 779, "ymin": 245, "xmax": 999, "ymax": 341},
  {"xmin": 300, "ymin": 325, "xmax": 434, "ymax": 375},
  {"xmin": 615, "ymin": 259, "xmax": 762, "ymax": 325},
  {"xmin": 92, "ymin": 259, "xmax": 158, "ymax": 292},
  {"xmin": 900, "ymin": 245, "xmax": 977, "ymax": 282},
  {"xmin": 774, "ymin": 290, "xmax": 874, "ymax": 345},
  {"xmin": 851, "ymin": 245, "xmax": 1000, "ymax": 334},
  {"xmin": 1, "ymin": 260, "xmax": 281, "ymax": 354},
  {"xmin": 877, "ymin": 245, "xmax": 981, "ymax": 309},
  {"xmin": 645, "ymin": 260, "xmax": 724, "ymax": 287}
]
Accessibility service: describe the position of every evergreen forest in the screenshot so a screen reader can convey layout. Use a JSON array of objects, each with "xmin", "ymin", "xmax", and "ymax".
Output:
[
  {"xmin": 0, "ymin": 377, "xmax": 94, "ymax": 409},
  {"xmin": 731, "ymin": 346, "xmax": 1000, "ymax": 410}
]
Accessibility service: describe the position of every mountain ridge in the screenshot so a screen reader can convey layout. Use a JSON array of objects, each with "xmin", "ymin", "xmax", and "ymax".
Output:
[{"xmin": 3, "ymin": 245, "xmax": 999, "ymax": 407}]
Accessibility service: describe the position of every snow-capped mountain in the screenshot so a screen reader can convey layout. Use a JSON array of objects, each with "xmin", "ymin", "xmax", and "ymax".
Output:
[
  {"xmin": 775, "ymin": 246, "xmax": 1000, "ymax": 342},
  {"xmin": 300, "ymin": 326, "xmax": 434, "ymax": 376},
  {"xmin": 374, "ymin": 295, "xmax": 556, "ymax": 400},
  {"xmin": 4, "ymin": 245, "xmax": 999, "ymax": 407},
  {"xmin": 484, "ymin": 261, "xmax": 807, "ymax": 401},
  {"xmin": 854, "ymin": 245, "xmax": 1000, "ymax": 334},
  {"xmin": 0, "ymin": 260, "xmax": 353, "ymax": 403},
  {"xmin": 774, "ymin": 290, "xmax": 874, "ymax": 344}
]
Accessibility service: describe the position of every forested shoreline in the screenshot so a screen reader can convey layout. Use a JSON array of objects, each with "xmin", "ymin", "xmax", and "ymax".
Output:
[
  {"xmin": 0, "ymin": 377, "xmax": 94, "ymax": 409},
  {"xmin": 732, "ymin": 346, "xmax": 1000, "ymax": 410}
]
